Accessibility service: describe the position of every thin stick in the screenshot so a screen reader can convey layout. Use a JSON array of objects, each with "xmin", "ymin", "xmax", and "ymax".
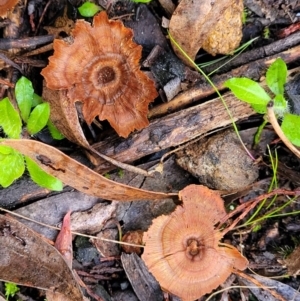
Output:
[
  {"xmin": 219, "ymin": 188, "xmax": 300, "ymax": 235},
  {"xmin": 0, "ymin": 207, "xmax": 144, "ymax": 248},
  {"xmin": 267, "ymin": 101, "xmax": 300, "ymax": 159},
  {"xmin": 89, "ymin": 147, "xmax": 153, "ymax": 177},
  {"xmin": 235, "ymin": 270, "xmax": 286, "ymax": 301}
]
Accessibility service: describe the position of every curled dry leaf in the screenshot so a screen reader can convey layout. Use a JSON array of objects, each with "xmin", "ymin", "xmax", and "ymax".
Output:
[
  {"xmin": 142, "ymin": 185, "xmax": 248, "ymax": 301},
  {"xmin": 54, "ymin": 211, "xmax": 73, "ymax": 269},
  {"xmin": 0, "ymin": 0, "xmax": 19, "ymax": 18},
  {"xmin": 41, "ymin": 11, "xmax": 158, "ymax": 138},
  {"xmin": 121, "ymin": 230, "xmax": 144, "ymax": 255},
  {"xmin": 169, "ymin": 0, "xmax": 243, "ymax": 66},
  {"xmin": 0, "ymin": 139, "xmax": 176, "ymax": 201},
  {"xmin": 42, "ymin": 85, "xmax": 90, "ymax": 148},
  {"xmin": 0, "ymin": 215, "xmax": 84, "ymax": 301}
]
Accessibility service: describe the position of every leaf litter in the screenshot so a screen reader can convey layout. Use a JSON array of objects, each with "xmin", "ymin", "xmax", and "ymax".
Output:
[{"xmin": 1, "ymin": 0, "xmax": 300, "ymax": 300}]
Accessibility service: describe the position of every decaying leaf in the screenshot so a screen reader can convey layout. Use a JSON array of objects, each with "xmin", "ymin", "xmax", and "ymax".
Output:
[
  {"xmin": 142, "ymin": 185, "xmax": 248, "ymax": 301},
  {"xmin": 0, "ymin": 0, "xmax": 19, "ymax": 18},
  {"xmin": 169, "ymin": 0, "xmax": 244, "ymax": 66},
  {"xmin": 284, "ymin": 245, "xmax": 300, "ymax": 276},
  {"xmin": 0, "ymin": 215, "xmax": 84, "ymax": 301},
  {"xmin": 41, "ymin": 11, "xmax": 158, "ymax": 138},
  {"xmin": 238, "ymin": 273, "xmax": 296, "ymax": 301},
  {"xmin": 0, "ymin": 139, "xmax": 176, "ymax": 201},
  {"xmin": 55, "ymin": 211, "xmax": 73, "ymax": 268},
  {"xmin": 42, "ymin": 85, "xmax": 90, "ymax": 148},
  {"xmin": 44, "ymin": 6, "xmax": 75, "ymax": 38}
]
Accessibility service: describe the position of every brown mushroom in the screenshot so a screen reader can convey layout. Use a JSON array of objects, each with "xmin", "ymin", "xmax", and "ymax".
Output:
[
  {"xmin": 41, "ymin": 11, "xmax": 158, "ymax": 138},
  {"xmin": 0, "ymin": 0, "xmax": 19, "ymax": 18},
  {"xmin": 142, "ymin": 185, "xmax": 248, "ymax": 301}
]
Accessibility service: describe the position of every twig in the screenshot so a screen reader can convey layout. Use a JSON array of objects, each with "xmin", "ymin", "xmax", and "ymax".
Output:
[
  {"xmin": 89, "ymin": 147, "xmax": 153, "ymax": 177},
  {"xmin": 235, "ymin": 270, "xmax": 286, "ymax": 301},
  {"xmin": 219, "ymin": 188, "xmax": 300, "ymax": 234},
  {"xmin": 0, "ymin": 52, "xmax": 23, "ymax": 73},
  {"xmin": 267, "ymin": 101, "xmax": 300, "ymax": 159}
]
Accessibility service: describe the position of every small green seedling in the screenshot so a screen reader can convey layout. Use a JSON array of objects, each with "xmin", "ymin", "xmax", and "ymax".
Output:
[
  {"xmin": 242, "ymin": 8, "xmax": 248, "ymax": 24},
  {"xmin": 263, "ymin": 27, "xmax": 270, "ymax": 39},
  {"xmin": 0, "ymin": 76, "xmax": 63, "ymax": 190},
  {"xmin": 224, "ymin": 58, "xmax": 300, "ymax": 147},
  {"xmin": 78, "ymin": 2, "xmax": 102, "ymax": 17},
  {"xmin": 118, "ymin": 168, "xmax": 124, "ymax": 178},
  {"xmin": 4, "ymin": 282, "xmax": 19, "ymax": 301},
  {"xmin": 0, "ymin": 76, "xmax": 63, "ymax": 138}
]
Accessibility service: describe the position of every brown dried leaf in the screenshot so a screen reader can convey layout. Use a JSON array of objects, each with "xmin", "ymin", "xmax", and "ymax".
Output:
[
  {"xmin": 142, "ymin": 185, "xmax": 248, "ymax": 301},
  {"xmin": 42, "ymin": 85, "xmax": 90, "ymax": 148},
  {"xmin": 0, "ymin": 215, "xmax": 84, "ymax": 301},
  {"xmin": 121, "ymin": 230, "xmax": 144, "ymax": 255},
  {"xmin": 44, "ymin": 6, "xmax": 75, "ymax": 38},
  {"xmin": 169, "ymin": 0, "xmax": 243, "ymax": 66},
  {"xmin": 0, "ymin": 0, "xmax": 19, "ymax": 18},
  {"xmin": 0, "ymin": 139, "xmax": 175, "ymax": 201},
  {"xmin": 284, "ymin": 245, "xmax": 300, "ymax": 276},
  {"xmin": 55, "ymin": 211, "xmax": 73, "ymax": 268},
  {"xmin": 41, "ymin": 11, "xmax": 158, "ymax": 138}
]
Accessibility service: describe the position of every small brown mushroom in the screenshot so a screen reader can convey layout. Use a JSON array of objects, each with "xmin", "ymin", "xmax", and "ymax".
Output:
[
  {"xmin": 142, "ymin": 185, "xmax": 248, "ymax": 301},
  {"xmin": 41, "ymin": 11, "xmax": 158, "ymax": 138},
  {"xmin": 0, "ymin": 0, "xmax": 19, "ymax": 18}
]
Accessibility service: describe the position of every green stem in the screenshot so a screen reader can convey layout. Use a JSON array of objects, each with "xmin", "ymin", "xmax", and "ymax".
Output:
[{"xmin": 168, "ymin": 31, "xmax": 255, "ymax": 161}]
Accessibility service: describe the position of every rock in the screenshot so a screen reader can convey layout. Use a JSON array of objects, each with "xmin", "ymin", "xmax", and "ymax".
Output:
[{"xmin": 176, "ymin": 129, "xmax": 259, "ymax": 190}]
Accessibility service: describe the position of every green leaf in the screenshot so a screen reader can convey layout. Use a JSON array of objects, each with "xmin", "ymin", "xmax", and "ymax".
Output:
[
  {"xmin": 0, "ymin": 145, "xmax": 25, "ymax": 187},
  {"xmin": 78, "ymin": 2, "xmax": 102, "ymax": 17},
  {"xmin": 273, "ymin": 94, "xmax": 288, "ymax": 117},
  {"xmin": 251, "ymin": 103, "xmax": 267, "ymax": 114},
  {"xmin": 224, "ymin": 78, "xmax": 271, "ymax": 105},
  {"xmin": 47, "ymin": 120, "xmax": 64, "ymax": 140},
  {"xmin": 281, "ymin": 114, "xmax": 300, "ymax": 147},
  {"xmin": 0, "ymin": 97, "xmax": 22, "ymax": 138},
  {"xmin": 266, "ymin": 58, "xmax": 287, "ymax": 95},
  {"xmin": 32, "ymin": 93, "xmax": 43, "ymax": 107},
  {"xmin": 5, "ymin": 282, "xmax": 19, "ymax": 299},
  {"xmin": 27, "ymin": 102, "xmax": 50, "ymax": 135},
  {"xmin": 25, "ymin": 156, "xmax": 63, "ymax": 191},
  {"xmin": 15, "ymin": 76, "xmax": 34, "ymax": 122}
]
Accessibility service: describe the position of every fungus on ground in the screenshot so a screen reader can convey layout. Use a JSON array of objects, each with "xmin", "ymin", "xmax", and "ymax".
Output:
[
  {"xmin": 41, "ymin": 11, "xmax": 158, "ymax": 138},
  {"xmin": 0, "ymin": 0, "xmax": 19, "ymax": 18},
  {"xmin": 142, "ymin": 184, "xmax": 248, "ymax": 301}
]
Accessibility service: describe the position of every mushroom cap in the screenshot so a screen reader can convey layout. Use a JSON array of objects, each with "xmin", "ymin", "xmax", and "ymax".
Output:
[
  {"xmin": 41, "ymin": 11, "xmax": 158, "ymax": 138},
  {"xmin": 142, "ymin": 185, "xmax": 248, "ymax": 301},
  {"xmin": 0, "ymin": 0, "xmax": 19, "ymax": 18}
]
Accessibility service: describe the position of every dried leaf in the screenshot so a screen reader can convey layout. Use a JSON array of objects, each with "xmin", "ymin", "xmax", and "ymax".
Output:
[
  {"xmin": 0, "ymin": 139, "xmax": 175, "ymax": 201},
  {"xmin": 238, "ymin": 273, "xmax": 296, "ymax": 301},
  {"xmin": 41, "ymin": 11, "xmax": 158, "ymax": 138},
  {"xmin": 142, "ymin": 185, "xmax": 248, "ymax": 301},
  {"xmin": 0, "ymin": 0, "xmax": 19, "ymax": 18},
  {"xmin": 169, "ymin": 0, "xmax": 243, "ymax": 66},
  {"xmin": 284, "ymin": 245, "xmax": 300, "ymax": 276},
  {"xmin": 42, "ymin": 85, "xmax": 90, "ymax": 148},
  {"xmin": 55, "ymin": 211, "xmax": 73, "ymax": 268},
  {"xmin": 0, "ymin": 215, "xmax": 84, "ymax": 301}
]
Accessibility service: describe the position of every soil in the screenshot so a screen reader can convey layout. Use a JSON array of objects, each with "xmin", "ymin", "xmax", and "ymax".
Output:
[{"xmin": 1, "ymin": 0, "xmax": 300, "ymax": 301}]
